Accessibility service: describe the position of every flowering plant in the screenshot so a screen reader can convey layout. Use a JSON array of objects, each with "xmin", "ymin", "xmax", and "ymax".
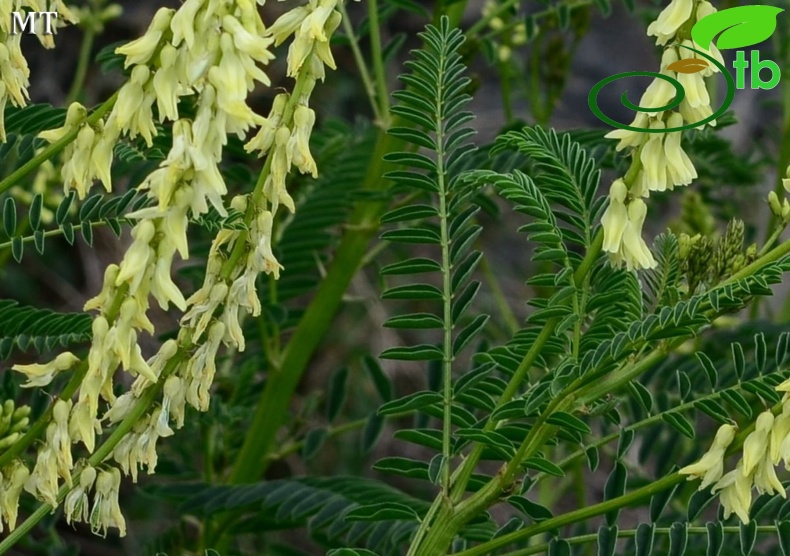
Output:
[{"xmin": 1, "ymin": 0, "xmax": 790, "ymax": 555}]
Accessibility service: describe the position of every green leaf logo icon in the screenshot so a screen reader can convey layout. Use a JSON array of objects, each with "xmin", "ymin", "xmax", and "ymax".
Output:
[{"xmin": 691, "ymin": 5, "xmax": 784, "ymax": 51}]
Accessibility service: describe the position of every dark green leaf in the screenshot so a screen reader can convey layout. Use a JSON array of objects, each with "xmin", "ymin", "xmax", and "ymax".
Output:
[
  {"xmin": 635, "ymin": 522, "xmax": 655, "ymax": 556},
  {"xmin": 453, "ymin": 314, "xmax": 489, "ymax": 355},
  {"xmin": 381, "ymin": 204, "xmax": 438, "ymax": 224},
  {"xmin": 546, "ymin": 411, "xmax": 591, "ymax": 435},
  {"xmin": 3, "ymin": 197, "xmax": 16, "ymax": 236},
  {"xmin": 597, "ymin": 525, "xmax": 617, "ymax": 556},
  {"xmin": 362, "ymin": 356, "xmax": 393, "ymax": 402},
  {"xmin": 378, "ymin": 391, "xmax": 442, "ymax": 415},
  {"xmin": 29, "ymin": 193, "xmax": 43, "ymax": 231},
  {"xmin": 384, "ymin": 313, "xmax": 444, "ymax": 329},
  {"xmin": 508, "ymin": 496, "xmax": 553, "ymax": 522},
  {"xmin": 362, "ymin": 415, "xmax": 385, "ymax": 454},
  {"xmin": 662, "ymin": 412, "xmax": 695, "ymax": 439},
  {"xmin": 382, "ymin": 284, "xmax": 443, "ymax": 300},
  {"xmin": 327, "ymin": 367, "xmax": 349, "ymax": 422},
  {"xmin": 380, "ymin": 344, "xmax": 444, "ymax": 361}
]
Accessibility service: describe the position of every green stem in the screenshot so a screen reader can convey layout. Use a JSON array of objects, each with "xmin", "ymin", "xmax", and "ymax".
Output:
[
  {"xmin": 0, "ymin": 92, "xmax": 118, "ymax": 197},
  {"xmin": 228, "ymin": 128, "xmax": 399, "ymax": 484},
  {"xmin": 453, "ymin": 473, "xmax": 683, "ymax": 556},
  {"xmin": 66, "ymin": 22, "xmax": 97, "ymax": 104},
  {"xmin": 449, "ymin": 229, "xmax": 603, "ymax": 501},
  {"xmin": 433, "ymin": 55, "xmax": 454, "ymax": 494},
  {"xmin": 367, "ymin": 0, "xmax": 391, "ymax": 126},
  {"xmin": 338, "ymin": 2, "xmax": 383, "ymax": 124}
]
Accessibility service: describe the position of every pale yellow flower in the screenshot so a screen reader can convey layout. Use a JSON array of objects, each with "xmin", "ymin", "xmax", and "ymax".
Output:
[
  {"xmin": 12, "ymin": 351, "xmax": 80, "ymax": 388},
  {"xmin": 90, "ymin": 467, "xmax": 126, "ymax": 537},
  {"xmin": 712, "ymin": 462, "xmax": 752, "ymax": 523},
  {"xmin": 64, "ymin": 465, "xmax": 96, "ymax": 525},
  {"xmin": 601, "ymin": 179, "xmax": 628, "ymax": 254},
  {"xmin": 647, "ymin": 0, "xmax": 694, "ymax": 45},
  {"xmin": 0, "ymin": 460, "xmax": 29, "ymax": 532},
  {"xmin": 742, "ymin": 411, "xmax": 774, "ymax": 475},
  {"xmin": 679, "ymin": 423, "xmax": 736, "ymax": 489}
]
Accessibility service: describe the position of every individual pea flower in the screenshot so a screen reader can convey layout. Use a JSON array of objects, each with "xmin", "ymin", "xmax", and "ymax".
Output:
[
  {"xmin": 163, "ymin": 375, "xmax": 187, "ymax": 429},
  {"xmin": 90, "ymin": 467, "xmax": 126, "ymax": 537},
  {"xmin": 136, "ymin": 407, "xmax": 174, "ymax": 476},
  {"xmin": 185, "ymin": 321, "xmax": 226, "ymax": 411},
  {"xmin": 679, "ymin": 423, "xmax": 737, "ymax": 489},
  {"xmin": 111, "ymin": 65, "xmax": 157, "ymax": 146},
  {"xmin": 152, "ymin": 44, "xmax": 185, "ymax": 123},
  {"xmin": 647, "ymin": 0, "xmax": 693, "ymax": 46},
  {"xmin": 64, "ymin": 464, "xmax": 97, "ymax": 526},
  {"xmin": 783, "ymin": 164, "xmax": 790, "ymax": 194},
  {"xmin": 24, "ymin": 445, "xmax": 60, "ymax": 507},
  {"xmin": 69, "ymin": 397, "xmax": 101, "ymax": 453},
  {"xmin": 182, "ymin": 282, "xmax": 229, "ymax": 341},
  {"xmin": 614, "ymin": 199, "xmax": 656, "ymax": 271},
  {"xmin": 639, "ymin": 123, "xmax": 669, "ymax": 192},
  {"xmin": 639, "ymin": 48, "xmax": 680, "ymax": 111},
  {"xmin": 742, "ymin": 410, "xmax": 774, "ymax": 475},
  {"xmin": 115, "ymin": 220, "xmax": 156, "ymax": 294},
  {"xmin": 264, "ymin": 126, "xmax": 297, "ymax": 214},
  {"xmin": 675, "ymin": 41, "xmax": 711, "ymax": 107},
  {"xmin": 47, "ymin": 399, "xmax": 74, "ymax": 485},
  {"xmin": 115, "ymin": 8, "xmax": 174, "ymax": 68},
  {"xmin": 601, "ymin": 181, "xmax": 656, "ymax": 270},
  {"xmin": 0, "ymin": 460, "xmax": 29, "ymax": 533},
  {"xmin": 245, "ymin": 93, "xmax": 289, "ymax": 156},
  {"xmin": 11, "ymin": 351, "xmax": 80, "ymax": 388},
  {"xmin": 288, "ymin": 105, "xmax": 318, "ymax": 177},
  {"xmin": 604, "ymin": 112, "xmax": 649, "ymax": 152},
  {"xmin": 601, "ymin": 179, "xmax": 628, "ymax": 254},
  {"xmin": 712, "ymin": 461, "xmax": 753, "ymax": 523},
  {"xmin": 663, "ymin": 112, "xmax": 697, "ymax": 188},
  {"xmin": 753, "ymin": 453, "xmax": 785, "ymax": 498}
]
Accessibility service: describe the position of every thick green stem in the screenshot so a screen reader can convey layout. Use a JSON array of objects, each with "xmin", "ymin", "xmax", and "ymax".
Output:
[
  {"xmin": 228, "ymin": 128, "xmax": 398, "ymax": 484},
  {"xmin": 367, "ymin": 0, "xmax": 391, "ymax": 125}
]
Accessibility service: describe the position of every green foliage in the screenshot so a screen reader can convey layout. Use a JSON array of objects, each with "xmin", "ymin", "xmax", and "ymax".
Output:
[{"xmin": 0, "ymin": 299, "xmax": 91, "ymax": 359}]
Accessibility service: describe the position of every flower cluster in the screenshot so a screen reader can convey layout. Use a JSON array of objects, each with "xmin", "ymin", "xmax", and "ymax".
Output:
[
  {"xmin": 3, "ymin": 0, "xmax": 352, "ymax": 537},
  {"xmin": 679, "ymin": 382, "xmax": 790, "ymax": 523},
  {"xmin": 0, "ymin": 0, "xmax": 77, "ymax": 141},
  {"xmin": 600, "ymin": 0, "xmax": 722, "ymax": 270}
]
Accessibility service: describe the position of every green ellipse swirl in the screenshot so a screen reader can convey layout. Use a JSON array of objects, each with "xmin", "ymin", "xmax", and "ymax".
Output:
[{"xmin": 588, "ymin": 44, "xmax": 736, "ymax": 133}]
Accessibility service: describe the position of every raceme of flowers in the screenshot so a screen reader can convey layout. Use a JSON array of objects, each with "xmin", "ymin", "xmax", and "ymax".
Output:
[
  {"xmin": 2, "ymin": 0, "xmax": 356, "ymax": 537},
  {"xmin": 0, "ymin": 0, "xmax": 77, "ymax": 142},
  {"xmin": 600, "ymin": 0, "xmax": 722, "ymax": 271},
  {"xmin": 679, "ymin": 379, "xmax": 790, "ymax": 523}
]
